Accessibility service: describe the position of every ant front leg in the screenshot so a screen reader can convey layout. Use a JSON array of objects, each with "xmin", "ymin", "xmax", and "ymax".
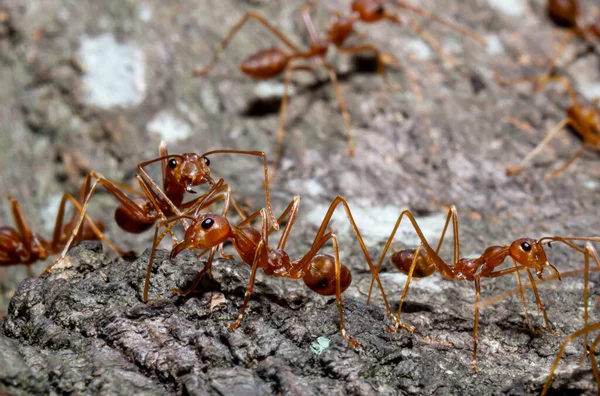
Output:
[
  {"xmin": 272, "ymin": 62, "xmax": 317, "ymax": 182},
  {"xmin": 229, "ymin": 209, "xmax": 270, "ymax": 331},
  {"xmin": 506, "ymin": 118, "xmax": 572, "ymax": 176},
  {"xmin": 192, "ymin": 11, "xmax": 301, "ymax": 76},
  {"xmin": 323, "ymin": 62, "xmax": 355, "ymax": 156}
]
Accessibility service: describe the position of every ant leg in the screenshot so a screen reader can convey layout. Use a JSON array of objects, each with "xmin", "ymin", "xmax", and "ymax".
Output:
[
  {"xmin": 541, "ymin": 323, "xmax": 600, "ymax": 396},
  {"xmin": 337, "ymin": 45, "xmax": 401, "ymax": 92},
  {"xmin": 588, "ymin": 334, "xmax": 600, "ymax": 394},
  {"xmin": 26, "ymin": 265, "xmax": 33, "ymax": 278},
  {"xmin": 409, "ymin": 20, "xmax": 455, "ymax": 69},
  {"xmin": 523, "ymin": 267, "xmax": 558, "ymax": 335},
  {"xmin": 142, "ymin": 212, "xmax": 209, "ymax": 302},
  {"xmin": 45, "ymin": 172, "xmax": 160, "ymax": 273},
  {"xmin": 389, "ymin": 1, "xmax": 487, "ymax": 46},
  {"xmin": 546, "ymin": 144, "xmax": 590, "ymax": 180},
  {"xmin": 472, "ymin": 276, "xmax": 482, "ymax": 372},
  {"xmin": 272, "ymin": 62, "xmax": 316, "ymax": 182},
  {"xmin": 391, "ymin": 245, "xmax": 424, "ymax": 333},
  {"xmin": 300, "ymin": 2, "xmax": 319, "ymax": 44},
  {"xmin": 367, "ymin": 207, "xmax": 457, "ymax": 304},
  {"xmin": 506, "ymin": 118, "xmax": 572, "ymax": 176},
  {"xmin": 200, "ymin": 150, "xmax": 279, "ymax": 229},
  {"xmin": 541, "ymin": 29, "xmax": 577, "ymax": 80},
  {"xmin": 303, "ymin": 196, "xmax": 399, "ymax": 326},
  {"xmin": 171, "ymin": 248, "xmax": 218, "ymax": 296},
  {"xmin": 7, "ymin": 197, "xmax": 35, "ymax": 253},
  {"xmin": 56, "ymin": 194, "xmax": 131, "ymax": 257},
  {"xmin": 193, "ymin": 11, "xmax": 301, "ymax": 76},
  {"xmin": 323, "ymin": 63, "xmax": 354, "ymax": 156},
  {"xmin": 330, "ymin": 233, "xmax": 359, "ymax": 346},
  {"xmin": 229, "ymin": 210, "xmax": 269, "ymax": 331},
  {"xmin": 510, "ymin": 259, "xmax": 540, "ymax": 334}
]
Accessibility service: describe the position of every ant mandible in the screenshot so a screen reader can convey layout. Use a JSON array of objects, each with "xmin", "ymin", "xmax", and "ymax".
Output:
[
  {"xmin": 366, "ymin": 205, "xmax": 600, "ymax": 371},
  {"xmin": 480, "ymin": 242, "xmax": 600, "ymax": 394},
  {"xmin": 143, "ymin": 188, "xmax": 400, "ymax": 346},
  {"xmin": 1, "ymin": 178, "xmax": 126, "ymax": 276},
  {"xmin": 477, "ymin": 241, "xmax": 600, "ymax": 386},
  {"xmin": 542, "ymin": 0, "xmax": 600, "ymax": 76},
  {"xmin": 44, "ymin": 142, "xmax": 280, "ymax": 273},
  {"xmin": 497, "ymin": 74, "xmax": 599, "ymax": 179},
  {"xmin": 193, "ymin": 1, "xmax": 486, "ymax": 176}
]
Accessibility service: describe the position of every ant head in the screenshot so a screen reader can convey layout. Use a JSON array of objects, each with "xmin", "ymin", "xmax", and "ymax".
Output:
[
  {"xmin": 547, "ymin": 0, "xmax": 580, "ymax": 28},
  {"xmin": 352, "ymin": 0, "xmax": 398, "ymax": 24},
  {"xmin": 170, "ymin": 214, "xmax": 232, "ymax": 258},
  {"xmin": 509, "ymin": 238, "xmax": 559, "ymax": 279},
  {"xmin": 165, "ymin": 154, "xmax": 212, "ymax": 193}
]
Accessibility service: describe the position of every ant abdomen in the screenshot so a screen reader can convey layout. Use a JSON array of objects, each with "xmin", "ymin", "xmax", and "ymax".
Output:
[
  {"xmin": 114, "ymin": 198, "xmax": 155, "ymax": 233},
  {"xmin": 240, "ymin": 48, "xmax": 289, "ymax": 79},
  {"xmin": 303, "ymin": 254, "xmax": 352, "ymax": 295},
  {"xmin": 390, "ymin": 249, "xmax": 436, "ymax": 278},
  {"xmin": 547, "ymin": 0, "xmax": 579, "ymax": 28}
]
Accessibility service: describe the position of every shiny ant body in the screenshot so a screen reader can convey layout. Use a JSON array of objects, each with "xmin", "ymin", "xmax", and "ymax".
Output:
[
  {"xmin": 144, "ymin": 187, "xmax": 399, "ymax": 346},
  {"xmin": 45, "ymin": 142, "xmax": 279, "ymax": 273},
  {"xmin": 194, "ymin": 0, "xmax": 485, "ymax": 176},
  {"xmin": 1, "ymin": 179, "xmax": 123, "ymax": 275},
  {"xmin": 366, "ymin": 205, "xmax": 599, "ymax": 371}
]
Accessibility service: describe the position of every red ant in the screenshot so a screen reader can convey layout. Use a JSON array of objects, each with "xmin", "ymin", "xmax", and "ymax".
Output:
[
  {"xmin": 143, "ymin": 186, "xmax": 400, "ymax": 346},
  {"xmin": 497, "ymin": 74, "xmax": 600, "ymax": 179},
  {"xmin": 365, "ymin": 205, "xmax": 600, "ymax": 371},
  {"xmin": 193, "ymin": 1, "xmax": 486, "ymax": 176},
  {"xmin": 44, "ymin": 142, "xmax": 280, "ymax": 273},
  {"xmin": 542, "ymin": 0, "xmax": 600, "ymax": 76},
  {"xmin": 1, "ymin": 178, "xmax": 125, "ymax": 276},
  {"xmin": 476, "ymin": 242, "xmax": 600, "ymax": 393}
]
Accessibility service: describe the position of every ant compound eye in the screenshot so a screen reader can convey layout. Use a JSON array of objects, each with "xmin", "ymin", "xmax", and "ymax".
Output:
[
  {"xmin": 201, "ymin": 218, "xmax": 214, "ymax": 230},
  {"xmin": 203, "ymin": 157, "xmax": 210, "ymax": 167},
  {"xmin": 168, "ymin": 158, "xmax": 177, "ymax": 169},
  {"xmin": 521, "ymin": 242, "xmax": 532, "ymax": 252},
  {"xmin": 375, "ymin": 4, "xmax": 384, "ymax": 14}
]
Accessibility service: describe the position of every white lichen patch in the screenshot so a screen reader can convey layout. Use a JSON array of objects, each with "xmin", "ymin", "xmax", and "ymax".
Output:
[
  {"xmin": 405, "ymin": 39, "xmax": 433, "ymax": 61},
  {"xmin": 146, "ymin": 112, "xmax": 192, "ymax": 143},
  {"xmin": 381, "ymin": 272, "xmax": 445, "ymax": 293},
  {"xmin": 79, "ymin": 33, "xmax": 146, "ymax": 109},
  {"xmin": 484, "ymin": 35, "xmax": 504, "ymax": 55},
  {"xmin": 577, "ymin": 82, "xmax": 600, "ymax": 101},
  {"xmin": 487, "ymin": 0, "xmax": 526, "ymax": 17},
  {"xmin": 254, "ymin": 81, "xmax": 293, "ymax": 99},
  {"xmin": 306, "ymin": 204, "xmax": 447, "ymax": 247}
]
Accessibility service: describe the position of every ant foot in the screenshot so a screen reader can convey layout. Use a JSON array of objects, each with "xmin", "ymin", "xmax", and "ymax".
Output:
[
  {"xmin": 347, "ymin": 142, "xmax": 356, "ymax": 157},
  {"xmin": 228, "ymin": 320, "xmax": 241, "ymax": 332},
  {"xmin": 341, "ymin": 329, "xmax": 359, "ymax": 347},
  {"xmin": 471, "ymin": 361, "xmax": 478, "ymax": 373},
  {"xmin": 171, "ymin": 287, "xmax": 192, "ymax": 296},
  {"xmin": 505, "ymin": 167, "xmax": 519, "ymax": 176}
]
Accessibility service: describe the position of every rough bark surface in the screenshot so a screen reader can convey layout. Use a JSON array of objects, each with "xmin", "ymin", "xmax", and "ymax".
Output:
[{"xmin": 0, "ymin": 0, "xmax": 599, "ymax": 394}]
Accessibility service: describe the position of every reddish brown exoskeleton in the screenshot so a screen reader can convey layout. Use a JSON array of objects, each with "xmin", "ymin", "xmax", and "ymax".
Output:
[
  {"xmin": 497, "ymin": 75, "xmax": 600, "ymax": 179},
  {"xmin": 144, "ymin": 188, "xmax": 400, "ymax": 346},
  {"xmin": 1, "ymin": 179, "xmax": 124, "ymax": 275},
  {"xmin": 194, "ymin": 1, "xmax": 486, "ymax": 177},
  {"xmin": 542, "ymin": 0, "xmax": 600, "ymax": 76},
  {"xmin": 476, "ymin": 242, "xmax": 600, "ymax": 394},
  {"xmin": 366, "ymin": 205, "xmax": 600, "ymax": 371},
  {"xmin": 44, "ymin": 142, "xmax": 279, "ymax": 273}
]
